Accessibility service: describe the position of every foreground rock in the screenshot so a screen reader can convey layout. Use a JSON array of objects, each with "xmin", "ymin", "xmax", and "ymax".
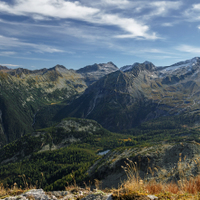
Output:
[{"xmin": 2, "ymin": 189, "xmax": 158, "ymax": 200}]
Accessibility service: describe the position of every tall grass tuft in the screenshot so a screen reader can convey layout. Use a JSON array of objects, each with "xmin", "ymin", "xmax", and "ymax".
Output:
[{"xmin": 112, "ymin": 157, "xmax": 200, "ymax": 199}]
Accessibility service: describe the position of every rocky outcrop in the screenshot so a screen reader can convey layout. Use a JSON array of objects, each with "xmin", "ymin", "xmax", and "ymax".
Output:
[
  {"xmin": 2, "ymin": 189, "xmax": 158, "ymax": 200},
  {"xmin": 76, "ymin": 62, "xmax": 118, "ymax": 86},
  {"xmin": 2, "ymin": 189, "xmax": 111, "ymax": 200}
]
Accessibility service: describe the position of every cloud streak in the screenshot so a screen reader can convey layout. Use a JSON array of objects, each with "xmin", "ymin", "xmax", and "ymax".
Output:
[
  {"xmin": 0, "ymin": 35, "xmax": 64, "ymax": 53},
  {"xmin": 176, "ymin": 44, "xmax": 200, "ymax": 54},
  {"xmin": 0, "ymin": 63, "xmax": 20, "ymax": 67},
  {"xmin": 184, "ymin": 3, "xmax": 200, "ymax": 21},
  {"xmin": 0, "ymin": 0, "xmax": 158, "ymax": 40}
]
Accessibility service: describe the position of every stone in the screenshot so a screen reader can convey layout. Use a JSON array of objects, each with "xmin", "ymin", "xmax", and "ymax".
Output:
[
  {"xmin": 147, "ymin": 195, "xmax": 158, "ymax": 200},
  {"xmin": 81, "ymin": 193, "xmax": 112, "ymax": 200},
  {"xmin": 22, "ymin": 189, "xmax": 56, "ymax": 200}
]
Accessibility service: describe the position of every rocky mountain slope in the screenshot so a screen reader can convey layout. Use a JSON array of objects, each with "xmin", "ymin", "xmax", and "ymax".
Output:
[
  {"xmin": 0, "ymin": 65, "xmax": 86, "ymax": 146},
  {"xmin": 77, "ymin": 62, "xmax": 118, "ymax": 86},
  {"xmin": 56, "ymin": 57, "xmax": 200, "ymax": 132},
  {"xmin": 2, "ymin": 57, "xmax": 200, "ymax": 143},
  {"xmin": 0, "ymin": 62, "xmax": 117, "ymax": 146}
]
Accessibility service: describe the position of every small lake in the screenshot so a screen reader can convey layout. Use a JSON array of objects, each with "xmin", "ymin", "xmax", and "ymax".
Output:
[{"xmin": 98, "ymin": 150, "xmax": 110, "ymax": 155}]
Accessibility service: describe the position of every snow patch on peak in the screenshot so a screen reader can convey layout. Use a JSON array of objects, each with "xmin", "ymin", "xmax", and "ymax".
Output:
[
  {"xmin": 161, "ymin": 57, "xmax": 200, "ymax": 73},
  {"xmin": 120, "ymin": 63, "xmax": 138, "ymax": 72}
]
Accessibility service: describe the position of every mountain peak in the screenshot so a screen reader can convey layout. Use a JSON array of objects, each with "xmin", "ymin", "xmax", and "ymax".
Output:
[
  {"xmin": 76, "ymin": 62, "xmax": 118, "ymax": 85},
  {"xmin": 48, "ymin": 64, "xmax": 66, "ymax": 71},
  {"xmin": 0, "ymin": 65, "xmax": 10, "ymax": 71},
  {"xmin": 120, "ymin": 61, "xmax": 155, "ymax": 72},
  {"xmin": 77, "ymin": 62, "xmax": 118, "ymax": 74},
  {"xmin": 159, "ymin": 57, "xmax": 200, "ymax": 73}
]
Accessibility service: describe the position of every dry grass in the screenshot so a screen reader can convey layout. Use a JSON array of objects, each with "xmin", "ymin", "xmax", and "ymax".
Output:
[
  {"xmin": 0, "ymin": 174, "xmax": 39, "ymax": 199},
  {"xmin": 0, "ymin": 183, "xmax": 26, "ymax": 199},
  {"xmin": 112, "ymin": 158, "xmax": 200, "ymax": 200}
]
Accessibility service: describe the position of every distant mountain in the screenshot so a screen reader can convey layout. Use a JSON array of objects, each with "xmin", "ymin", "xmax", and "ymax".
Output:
[
  {"xmin": 0, "ymin": 62, "xmax": 119, "ymax": 145},
  {"xmin": 0, "ymin": 64, "xmax": 87, "ymax": 146},
  {"xmin": 120, "ymin": 61, "xmax": 154, "ymax": 72},
  {"xmin": 0, "ymin": 65, "xmax": 10, "ymax": 71},
  {"xmin": 54, "ymin": 62, "xmax": 158, "ymax": 132},
  {"xmin": 158, "ymin": 57, "xmax": 200, "ymax": 73},
  {"xmin": 2, "ymin": 57, "xmax": 200, "ymax": 144},
  {"xmin": 76, "ymin": 62, "xmax": 118, "ymax": 85},
  {"xmin": 55, "ymin": 57, "xmax": 200, "ymax": 132}
]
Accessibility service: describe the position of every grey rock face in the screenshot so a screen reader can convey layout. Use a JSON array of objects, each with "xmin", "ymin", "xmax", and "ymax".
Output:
[
  {"xmin": 77, "ymin": 62, "xmax": 118, "ymax": 85},
  {"xmin": 81, "ymin": 193, "xmax": 112, "ymax": 200},
  {"xmin": 3, "ymin": 189, "xmax": 55, "ymax": 200},
  {"xmin": 147, "ymin": 195, "xmax": 158, "ymax": 200}
]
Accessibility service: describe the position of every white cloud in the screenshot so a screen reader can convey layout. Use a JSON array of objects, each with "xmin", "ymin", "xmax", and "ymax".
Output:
[
  {"xmin": 32, "ymin": 14, "xmax": 51, "ymax": 21},
  {"xmin": 0, "ymin": 35, "xmax": 64, "ymax": 53},
  {"xmin": 0, "ymin": 0, "xmax": 158, "ymax": 40},
  {"xmin": 149, "ymin": 1, "xmax": 182, "ymax": 16},
  {"xmin": 184, "ymin": 3, "xmax": 200, "ymax": 21},
  {"xmin": 94, "ymin": 13, "xmax": 158, "ymax": 39},
  {"xmin": 0, "ymin": 0, "xmax": 99, "ymax": 19},
  {"xmin": 192, "ymin": 4, "xmax": 200, "ymax": 10},
  {"xmin": 80, "ymin": 0, "xmax": 130, "ymax": 9},
  {"xmin": 101, "ymin": 0, "xmax": 129, "ymax": 6},
  {"xmin": 0, "ymin": 51, "xmax": 16, "ymax": 56},
  {"xmin": 176, "ymin": 44, "xmax": 200, "ymax": 54},
  {"xmin": 138, "ymin": 48, "xmax": 167, "ymax": 54},
  {"xmin": 0, "ymin": 63, "xmax": 20, "ymax": 67},
  {"xmin": 162, "ymin": 22, "xmax": 174, "ymax": 27},
  {"xmin": 119, "ymin": 1, "xmax": 182, "ymax": 19}
]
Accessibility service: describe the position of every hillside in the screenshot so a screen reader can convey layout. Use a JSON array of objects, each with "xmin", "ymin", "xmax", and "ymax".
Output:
[
  {"xmin": 54, "ymin": 58, "xmax": 200, "ymax": 132},
  {"xmin": 0, "ymin": 62, "xmax": 117, "ymax": 145},
  {"xmin": 0, "ymin": 65, "xmax": 86, "ymax": 146},
  {"xmin": 0, "ymin": 118, "xmax": 136, "ymax": 191},
  {"xmin": 2, "ymin": 57, "xmax": 200, "ymax": 144},
  {"xmin": 0, "ymin": 116, "xmax": 200, "ymax": 195}
]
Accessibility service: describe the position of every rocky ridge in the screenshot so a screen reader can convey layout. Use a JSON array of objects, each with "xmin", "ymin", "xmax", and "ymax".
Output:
[{"xmin": 76, "ymin": 62, "xmax": 118, "ymax": 86}]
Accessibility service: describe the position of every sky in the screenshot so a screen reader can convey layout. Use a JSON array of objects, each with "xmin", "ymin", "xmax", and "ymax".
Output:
[{"xmin": 0, "ymin": 0, "xmax": 200, "ymax": 70}]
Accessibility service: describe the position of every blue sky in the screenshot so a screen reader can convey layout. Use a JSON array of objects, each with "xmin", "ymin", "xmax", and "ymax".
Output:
[{"xmin": 0, "ymin": 0, "xmax": 200, "ymax": 69}]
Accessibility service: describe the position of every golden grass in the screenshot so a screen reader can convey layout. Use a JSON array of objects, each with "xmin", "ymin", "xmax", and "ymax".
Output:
[
  {"xmin": 112, "ymin": 158, "xmax": 200, "ymax": 200},
  {"xmin": 0, "ymin": 173, "xmax": 42, "ymax": 198},
  {"xmin": 0, "ymin": 183, "xmax": 26, "ymax": 199}
]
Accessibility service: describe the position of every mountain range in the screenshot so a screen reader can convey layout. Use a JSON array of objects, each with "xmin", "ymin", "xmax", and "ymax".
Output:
[
  {"xmin": 51, "ymin": 57, "xmax": 200, "ymax": 132},
  {"xmin": 0, "ymin": 62, "xmax": 117, "ymax": 145},
  {"xmin": 1, "ymin": 57, "xmax": 200, "ymax": 145},
  {"xmin": 1, "ymin": 57, "xmax": 200, "ymax": 191}
]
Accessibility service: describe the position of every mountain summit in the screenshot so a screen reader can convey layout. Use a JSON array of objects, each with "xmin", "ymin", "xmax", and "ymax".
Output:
[
  {"xmin": 120, "ymin": 61, "xmax": 155, "ymax": 72},
  {"xmin": 76, "ymin": 62, "xmax": 118, "ymax": 85}
]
